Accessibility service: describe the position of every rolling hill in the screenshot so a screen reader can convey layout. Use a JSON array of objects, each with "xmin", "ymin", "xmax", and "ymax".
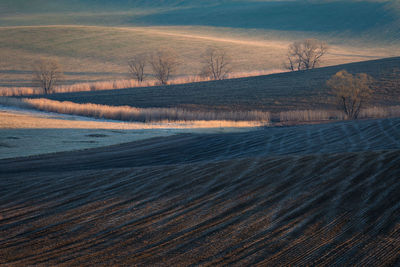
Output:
[
  {"xmin": 1, "ymin": 0, "xmax": 399, "ymax": 41},
  {"xmin": 1, "ymin": 1, "xmax": 399, "ymax": 88},
  {"xmin": 1, "ymin": 117, "xmax": 399, "ymax": 265},
  {"xmin": 34, "ymin": 57, "xmax": 400, "ymax": 112},
  {"xmin": 1, "ymin": 1, "xmax": 400, "ymax": 265},
  {"xmin": 0, "ymin": 0, "xmax": 400, "ymax": 90},
  {"xmin": 3, "ymin": 24, "xmax": 397, "ymax": 88}
]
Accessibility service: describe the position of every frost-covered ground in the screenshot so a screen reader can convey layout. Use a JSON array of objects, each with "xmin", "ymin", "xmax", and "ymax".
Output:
[{"xmin": 0, "ymin": 106, "xmax": 259, "ymax": 159}]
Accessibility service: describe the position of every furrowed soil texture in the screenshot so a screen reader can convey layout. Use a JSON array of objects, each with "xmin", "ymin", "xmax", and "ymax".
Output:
[{"xmin": 1, "ymin": 117, "xmax": 400, "ymax": 265}]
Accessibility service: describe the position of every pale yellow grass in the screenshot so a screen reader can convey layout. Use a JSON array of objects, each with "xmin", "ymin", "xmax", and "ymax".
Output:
[
  {"xmin": 1, "ymin": 25, "xmax": 398, "ymax": 89},
  {"xmin": 359, "ymin": 106, "xmax": 400, "ymax": 119},
  {"xmin": 279, "ymin": 109, "xmax": 347, "ymax": 122},
  {"xmin": 0, "ymin": 87, "xmax": 37, "ymax": 97},
  {"xmin": 3, "ymin": 98, "xmax": 271, "ymax": 123},
  {"xmin": 0, "ymin": 25, "xmax": 295, "ymax": 76},
  {"xmin": 0, "ymin": 70, "xmax": 286, "ymax": 96},
  {"xmin": 0, "ymin": 111, "xmax": 140, "ymax": 129},
  {"xmin": 0, "ymin": 110, "xmax": 266, "ymax": 130},
  {"xmin": 279, "ymin": 107, "xmax": 400, "ymax": 122}
]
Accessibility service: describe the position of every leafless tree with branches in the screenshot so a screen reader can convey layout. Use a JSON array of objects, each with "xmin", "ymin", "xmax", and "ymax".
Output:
[
  {"xmin": 33, "ymin": 59, "xmax": 63, "ymax": 94},
  {"xmin": 128, "ymin": 55, "xmax": 147, "ymax": 82},
  {"xmin": 149, "ymin": 49, "xmax": 180, "ymax": 85},
  {"xmin": 327, "ymin": 70, "xmax": 374, "ymax": 119},
  {"xmin": 286, "ymin": 39, "xmax": 328, "ymax": 71},
  {"xmin": 200, "ymin": 48, "xmax": 232, "ymax": 80}
]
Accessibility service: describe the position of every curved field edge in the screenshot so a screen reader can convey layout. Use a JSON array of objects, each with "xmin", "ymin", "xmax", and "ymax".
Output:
[
  {"xmin": 1, "ymin": 117, "xmax": 399, "ymax": 265},
  {"xmin": 0, "ymin": 106, "xmax": 265, "ymax": 159},
  {"xmin": 2, "ymin": 97, "xmax": 399, "ymax": 126},
  {"xmin": 1, "ymin": 149, "xmax": 399, "ymax": 265},
  {"xmin": 21, "ymin": 57, "xmax": 400, "ymax": 113},
  {"xmin": 0, "ymin": 98, "xmax": 271, "ymax": 123},
  {"xmin": 1, "ymin": 117, "xmax": 399, "ymax": 173},
  {"xmin": 1, "ymin": 25, "xmax": 398, "ymax": 89}
]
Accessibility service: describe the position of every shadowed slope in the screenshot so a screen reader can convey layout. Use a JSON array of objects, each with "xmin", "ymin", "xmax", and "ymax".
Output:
[
  {"xmin": 1, "ymin": 151, "xmax": 399, "ymax": 265},
  {"xmin": 1, "ymin": 117, "xmax": 399, "ymax": 174},
  {"xmin": 1, "ymin": 118, "xmax": 400, "ymax": 265},
  {"xmin": 133, "ymin": 1, "xmax": 399, "ymax": 38},
  {"xmin": 38, "ymin": 57, "xmax": 400, "ymax": 112},
  {"xmin": 5, "ymin": 25, "xmax": 394, "ymax": 88},
  {"xmin": 2, "ymin": 0, "xmax": 400, "ymax": 42}
]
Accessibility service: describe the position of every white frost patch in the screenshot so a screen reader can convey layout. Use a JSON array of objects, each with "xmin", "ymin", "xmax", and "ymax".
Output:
[
  {"xmin": 0, "ymin": 128, "xmax": 172, "ymax": 159},
  {"xmin": 0, "ymin": 107, "xmax": 259, "ymax": 159}
]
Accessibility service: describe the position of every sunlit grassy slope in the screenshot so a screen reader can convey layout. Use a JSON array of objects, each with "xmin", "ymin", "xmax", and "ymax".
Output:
[
  {"xmin": 1, "ymin": 1, "xmax": 400, "ymax": 87},
  {"xmin": 37, "ymin": 57, "xmax": 400, "ymax": 112},
  {"xmin": 1, "ymin": 25, "xmax": 399, "ymax": 88}
]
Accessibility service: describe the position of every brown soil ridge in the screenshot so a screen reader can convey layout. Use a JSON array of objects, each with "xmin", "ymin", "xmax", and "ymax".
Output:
[
  {"xmin": 1, "ymin": 118, "xmax": 400, "ymax": 265},
  {"xmin": 1, "ymin": 150, "xmax": 399, "ymax": 266}
]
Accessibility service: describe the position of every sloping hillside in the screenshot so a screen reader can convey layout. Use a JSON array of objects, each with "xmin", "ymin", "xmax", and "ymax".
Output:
[
  {"xmin": 2, "ymin": 25, "xmax": 397, "ymax": 88},
  {"xmin": 132, "ymin": 1, "xmax": 398, "ymax": 37},
  {"xmin": 38, "ymin": 57, "xmax": 400, "ymax": 112},
  {"xmin": 1, "ymin": 117, "xmax": 399, "ymax": 265},
  {"xmin": 1, "ymin": 1, "xmax": 399, "ymax": 87},
  {"xmin": 1, "ymin": 0, "xmax": 399, "ymax": 42},
  {"xmin": 2, "ymin": 117, "xmax": 399, "ymax": 173},
  {"xmin": 0, "ymin": 0, "xmax": 204, "ymax": 13},
  {"xmin": 1, "ymin": 2, "xmax": 399, "ymax": 265}
]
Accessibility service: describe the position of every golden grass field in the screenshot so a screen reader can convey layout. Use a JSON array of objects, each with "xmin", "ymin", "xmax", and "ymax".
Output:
[
  {"xmin": 0, "ymin": 109, "xmax": 265, "ymax": 130},
  {"xmin": 2, "ymin": 96, "xmax": 399, "ymax": 125},
  {"xmin": 1, "ymin": 25, "xmax": 399, "ymax": 88}
]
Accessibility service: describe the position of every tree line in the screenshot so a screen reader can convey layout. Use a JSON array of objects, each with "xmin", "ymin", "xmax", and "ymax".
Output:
[
  {"xmin": 31, "ymin": 38, "xmax": 374, "ymax": 120},
  {"xmin": 127, "ymin": 47, "xmax": 232, "ymax": 85},
  {"xmin": 33, "ymin": 39, "xmax": 327, "ymax": 93}
]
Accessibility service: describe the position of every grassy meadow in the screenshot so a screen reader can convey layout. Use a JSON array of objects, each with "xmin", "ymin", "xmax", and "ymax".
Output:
[
  {"xmin": 1, "ymin": 0, "xmax": 400, "ymax": 90},
  {"xmin": 1, "ymin": 1, "xmax": 400, "ymax": 124},
  {"xmin": 26, "ymin": 58, "xmax": 400, "ymax": 112},
  {"xmin": 1, "ymin": 25, "xmax": 399, "ymax": 89},
  {"xmin": 2, "ymin": 57, "xmax": 399, "ymax": 125}
]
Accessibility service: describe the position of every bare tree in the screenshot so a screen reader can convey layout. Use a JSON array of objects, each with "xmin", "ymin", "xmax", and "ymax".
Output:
[
  {"xmin": 128, "ymin": 54, "xmax": 147, "ymax": 82},
  {"xmin": 327, "ymin": 70, "xmax": 373, "ymax": 119},
  {"xmin": 149, "ymin": 49, "xmax": 179, "ymax": 85},
  {"xmin": 286, "ymin": 39, "xmax": 328, "ymax": 71},
  {"xmin": 33, "ymin": 59, "xmax": 63, "ymax": 94},
  {"xmin": 200, "ymin": 48, "xmax": 232, "ymax": 80}
]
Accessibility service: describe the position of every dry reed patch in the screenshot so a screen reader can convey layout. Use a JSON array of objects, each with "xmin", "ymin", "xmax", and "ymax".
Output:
[
  {"xmin": 279, "ymin": 110, "xmax": 346, "ymax": 122},
  {"xmin": 2, "ymin": 97, "xmax": 399, "ymax": 126},
  {"xmin": 15, "ymin": 98, "xmax": 271, "ymax": 123},
  {"xmin": 0, "ymin": 70, "xmax": 287, "ymax": 97},
  {"xmin": 0, "ymin": 111, "xmax": 142, "ymax": 129},
  {"xmin": 359, "ymin": 106, "xmax": 400, "ymax": 119},
  {"xmin": 278, "ymin": 107, "xmax": 400, "ymax": 122},
  {"xmin": 0, "ymin": 111, "xmax": 266, "ymax": 130},
  {"xmin": 0, "ymin": 87, "xmax": 39, "ymax": 96}
]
